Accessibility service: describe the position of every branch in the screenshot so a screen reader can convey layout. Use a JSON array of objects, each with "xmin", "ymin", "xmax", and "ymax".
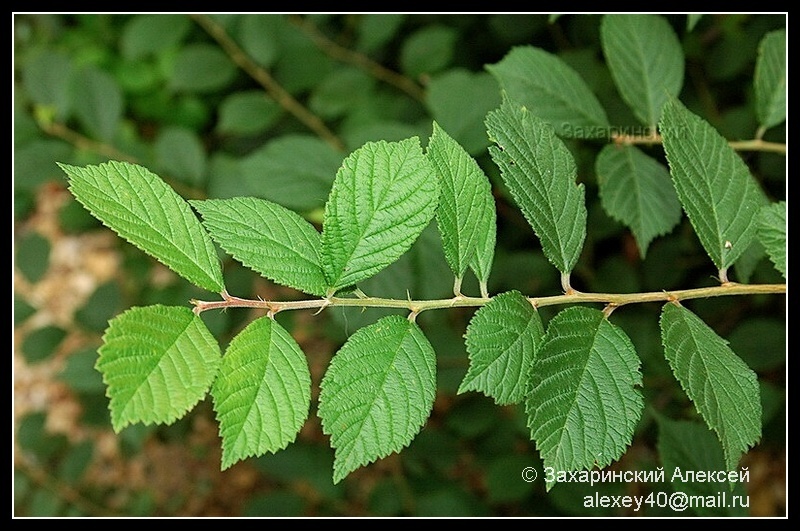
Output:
[
  {"xmin": 190, "ymin": 14, "xmax": 345, "ymax": 152},
  {"xmin": 612, "ymin": 131, "xmax": 786, "ymax": 155},
  {"xmin": 286, "ymin": 15, "xmax": 426, "ymax": 102},
  {"xmin": 192, "ymin": 282, "xmax": 786, "ymax": 316}
]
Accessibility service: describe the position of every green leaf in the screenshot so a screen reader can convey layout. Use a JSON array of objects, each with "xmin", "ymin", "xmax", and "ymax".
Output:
[
  {"xmin": 754, "ymin": 29, "xmax": 786, "ymax": 130},
  {"xmin": 757, "ymin": 201, "xmax": 786, "ymax": 278},
  {"xmin": 309, "ymin": 67, "xmax": 375, "ymax": 120},
  {"xmin": 659, "ymin": 303, "xmax": 761, "ymax": 470},
  {"xmin": 321, "ymin": 137, "xmax": 439, "ymax": 292},
  {"xmin": 217, "ymin": 90, "xmax": 282, "ymax": 136},
  {"xmin": 595, "ymin": 144, "xmax": 682, "ymax": 258},
  {"xmin": 427, "ymin": 122, "xmax": 494, "ymax": 283},
  {"xmin": 426, "ymin": 69, "xmax": 502, "ymax": 155},
  {"xmin": 659, "ymin": 98, "xmax": 763, "ymax": 271},
  {"xmin": 240, "ymin": 134, "xmax": 344, "ymax": 212},
  {"xmin": 191, "ymin": 197, "xmax": 327, "ymax": 296},
  {"xmin": 120, "ymin": 14, "xmax": 191, "ymax": 59},
  {"xmin": 212, "ymin": 316, "xmax": 311, "ymax": 470},
  {"xmin": 400, "ymin": 25, "xmax": 457, "ymax": 79},
  {"xmin": 318, "ymin": 315, "xmax": 436, "ymax": 484},
  {"xmin": 468, "ymin": 192, "xmax": 497, "ymax": 295},
  {"xmin": 73, "ymin": 67, "xmax": 123, "ymax": 142},
  {"xmin": 15, "ymin": 231, "xmax": 51, "ymax": 283},
  {"xmin": 460, "ymin": 291, "xmax": 544, "ymax": 405},
  {"xmin": 96, "ymin": 305, "xmax": 221, "ymax": 432},
  {"xmin": 687, "ymin": 14, "xmax": 704, "ymax": 31},
  {"xmin": 60, "ymin": 160, "xmax": 224, "ymax": 293},
  {"xmin": 486, "ymin": 97, "xmax": 587, "ymax": 275},
  {"xmin": 22, "ymin": 51, "xmax": 74, "ymax": 121},
  {"xmin": 657, "ymin": 417, "xmax": 748, "ymax": 516},
  {"xmin": 526, "ymin": 307, "xmax": 643, "ymax": 489},
  {"xmin": 238, "ymin": 15, "xmax": 282, "ymax": 67},
  {"xmin": 486, "ymin": 46, "xmax": 610, "ymax": 138},
  {"xmin": 600, "ymin": 14, "xmax": 684, "ymax": 127},
  {"xmin": 169, "ymin": 43, "xmax": 237, "ymax": 93},
  {"xmin": 154, "ymin": 126, "xmax": 207, "ymax": 186},
  {"xmin": 356, "ymin": 14, "xmax": 406, "ymax": 52},
  {"xmin": 22, "ymin": 325, "xmax": 67, "ymax": 364}
]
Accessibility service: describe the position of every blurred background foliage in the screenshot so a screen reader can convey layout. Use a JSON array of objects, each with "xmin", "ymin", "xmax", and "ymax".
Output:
[{"xmin": 13, "ymin": 13, "xmax": 785, "ymax": 517}]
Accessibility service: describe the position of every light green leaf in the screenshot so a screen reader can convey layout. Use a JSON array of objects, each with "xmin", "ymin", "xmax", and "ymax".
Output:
[
  {"xmin": 321, "ymin": 137, "xmax": 439, "ymax": 292},
  {"xmin": 659, "ymin": 303, "xmax": 762, "ymax": 470},
  {"xmin": 757, "ymin": 200, "xmax": 786, "ymax": 278},
  {"xmin": 659, "ymin": 98, "xmax": 763, "ymax": 271},
  {"xmin": 240, "ymin": 134, "xmax": 344, "ymax": 212},
  {"xmin": 468, "ymin": 192, "xmax": 497, "ymax": 296},
  {"xmin": 169, "ymin": 43, "xmax": 237, "ymax": 93},
  {"xmin": 212, "ymin": 316, "xmax": 311, "ymax": 470},
  {"xmin": 657, "ymin": 417, "xmax": 748, "ymax": 516},
  {"xmin": 460, "ymin": 291, "xmax": 544, "ymax": 405},
  {"xmin": 73, "ymin": 67, "xmax": 123, "ymax": 142},
  {"xmin": 191, "ymin": 197, "xmax": 327, "ymax": 296},
  {"xmin": 96, "ymin": 305, "xmax": 221, "ymax": 432},
  {"xmin": 426, "ymin": 69, "xmax": 502, "ymax": 155},
  {"xmin": 60, "ymin": 161, "xmax": 224, "ymax": 293},
  {"xmin": 154, "ymin": 126, "xmax": 207, "ymax": 186},
  {"xmin": 486, "ymin": 97, "xmax": 587, "ymax": 275},
  {"xmin": 600, "ymin": 14, "xmax": 684, "ymax": 127},
  {"xmin": 526, "ymin": 307, "xmax": 643, "ymax": 490},
  {"xmin": 486, "ymin": 46, "xmax": 610, "ymax": 138},
  {"xmin": 318, "ymin": 315, "xmax": 436, "ymax": 484},
  {"xmin": 595, "ymin": 144, "xmax": 682, "ymax": 258},
  {"xmin": 120, "ymin": 14, "xmax": 191, "ymax": 59},
  {"xmin": 754, "ymin": 29, "xmax": 786, "ymax": 130},
  {"xmin": 427, "ymin": 122, "xmax": 494, "ymax": 284}
]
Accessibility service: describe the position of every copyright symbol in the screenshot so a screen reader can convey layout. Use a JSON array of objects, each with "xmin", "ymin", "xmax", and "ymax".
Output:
[
  {"xmin": 521, "ymin": 467, "xmax": 537, "ymax": 483},
  {"xmin": 669, "ymin": 491, "xmax": 688, "ymax": 511}
]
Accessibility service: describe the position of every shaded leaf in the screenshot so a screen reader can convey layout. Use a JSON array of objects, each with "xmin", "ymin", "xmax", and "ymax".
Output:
[
  {"xmin": 170, "ymin": 43, "xmax": 237, "ymax": 93},
  {"xmin": 486, "ymin": 46, "xmax": 609, "ymax": 138},
  {"xmin": 659, "ymin": 98, "xmax": 762, "ymax": 271},
  {"xmin": 73, "ymin": 67, "xmax": 123, "ymax": 142},
  {"xmin": 595, "ymin": 144, "xmax": 681, "ymax": 258},
  {"xmin": 659, "ymin": 303, "xmax": 761, "ymax": 470},
  {"xmin": 486, "ymin": 97, "xmax": 587, "ymax": 274},
  {"xmin": 757, "ymin": 200, "xmax": 786, "ymax": 278},
  {"xmin": 600, "ymin": 14, "xmax": 684, "ymax": 127},
  {"xmin": 526, "ymin": 307, "xmax": 643, "ymax": 490},
  {"xmin": 754, "ymin": 29, "xmax": 786, "ymax": 130},
  {"xmin": 240, "ymin": 134, "xmax": 343, "ymax": 212},
  {"xmin": 427, "ymin": 69, "xmax": 502, "ymax": 155}
]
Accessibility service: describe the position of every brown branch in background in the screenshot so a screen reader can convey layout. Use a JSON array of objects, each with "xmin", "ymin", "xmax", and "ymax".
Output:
[
  {"xmin": 39, "ymin": 121, "xmax": 138, "ymax": 164},
  {"xmin": 286, "ymin": 14, "xmax": 426, "ymax": 102},
  {"xmin": 38, "ymin": 121, "xmax": 207, "ymax": 200},
  {"xmin": 190, "ymin": 14, "xmax": 345, "ymax": 152},
  {"xmin": 613, "ymin": 130, "xmax": 786, "ymax": 155}
]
